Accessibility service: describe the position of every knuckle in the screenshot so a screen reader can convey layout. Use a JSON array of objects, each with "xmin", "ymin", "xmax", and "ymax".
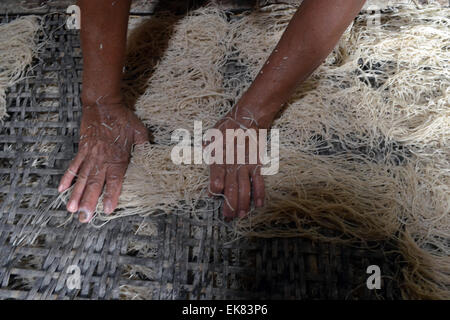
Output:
[
  {"xmin": 212, "ymin": 179, "xmax": 223, "ymax": 190},
  {"xmin": 86, "ymin": 179, "xmax": 102, "ymax": 189},
  {"xmin": 103, "ymin": 190, "xmax": 113, "ymax": 199},
  {"xmin": 77, "ymin": 173, "xmax": 88, "ymax": 180},
  {"xmin": 91, "ymin": 144, "xmax": 101, "ymax": 155},
  {"xmin": 226, "ymin": 167, "xmax": 235, "ymax": 174},
  {"xmin": 217, "ymin": 166, "xmax": 226, "ymax": 175},
  {"xmin": 107, "ymin": 173, "xmax": 123, "ymax": 183},
  {"xmin": 226, "ymin": 184, "xmax": 237, "ymax": 194},
  {"xmin": 69, "ymin": 191, "xmax": 82, "ymax": 202},
  {"xmin": 67, "ymin": 166, "xmax": 77, "ymax": 174}
]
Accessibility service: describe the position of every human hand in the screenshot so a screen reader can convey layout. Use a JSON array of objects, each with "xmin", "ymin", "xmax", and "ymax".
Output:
[
  {"xmin": 207, "ymin": 107, "xmax": 269, "ymax": 220},
  {"xmin": 58, "ymin": 99, "xmax": 148, "ymax": 223}
]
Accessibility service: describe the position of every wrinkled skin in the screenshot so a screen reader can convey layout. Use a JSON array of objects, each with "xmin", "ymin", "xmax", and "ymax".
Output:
[
  {"xmin": 58, "ymin": 102, "xmax": 148, "ymax": 222},
  {"xmin": 208, "ymin": 110, "xmax": 266, "ymax": 220}
]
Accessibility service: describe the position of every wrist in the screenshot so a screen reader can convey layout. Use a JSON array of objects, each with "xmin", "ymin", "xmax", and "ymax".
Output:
[
  {"xmin": 81, "ymin": 90, "xmax": 124, "ymax": 109},
  {"xmin": 232, "ymin": 97, "xmax": 280, "ymax": 129}
]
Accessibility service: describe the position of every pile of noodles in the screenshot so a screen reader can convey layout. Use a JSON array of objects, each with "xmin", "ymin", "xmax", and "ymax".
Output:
[{"xmin": 0, "ymin": 16, "xmax": 41, "ymax": 120}]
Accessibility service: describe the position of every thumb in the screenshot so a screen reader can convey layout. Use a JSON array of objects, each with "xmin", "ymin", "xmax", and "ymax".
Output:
[{"xmin": 132, "ymin": 121, "xmax": 149, "ymax": 145}]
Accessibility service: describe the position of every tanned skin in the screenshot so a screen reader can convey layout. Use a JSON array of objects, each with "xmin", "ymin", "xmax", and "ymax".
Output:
[
  {"xmin": 59, "ymin": 0, "xmax": 366, "ymax": 223},
  {"xmin": 58, "ymin": 0, "xmax": 148, "ymax": 223}
]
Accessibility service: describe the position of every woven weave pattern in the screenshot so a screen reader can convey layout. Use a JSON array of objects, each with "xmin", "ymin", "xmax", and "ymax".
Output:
[{"xmin": 0, "ymin": 13, "xmax": 402, "ymax": 300}]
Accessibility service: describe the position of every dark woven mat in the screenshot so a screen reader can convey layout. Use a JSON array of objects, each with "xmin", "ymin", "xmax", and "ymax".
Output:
[{"xmin": 0, "ymin": 12, "xmax": 403, "ymax": 300}]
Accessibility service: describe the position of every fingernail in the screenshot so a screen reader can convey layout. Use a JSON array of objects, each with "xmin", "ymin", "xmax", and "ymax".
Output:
[
  {"xmin": 68, "ymin": 201, "xmax": 76, "ymax": 212},
  {"xmin": 78, "ymin": 210, "xmax": 90, "ymax": 223},
  {"xmin": 256, "ymin": 199, "xmax": 263, "ymax": 207},
  {"xmin": 58, "ymin": 185, "xmax": 63, "ymax": 192},
  {"xmin": 104, "ymin": 201, "xmax": 112, "ymax": 214}
]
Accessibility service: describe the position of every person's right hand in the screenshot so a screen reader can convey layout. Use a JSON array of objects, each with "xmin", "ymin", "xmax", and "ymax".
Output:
[{"xmin": 58, "ymin": 101, "xmax": 148, "ymax": 223}]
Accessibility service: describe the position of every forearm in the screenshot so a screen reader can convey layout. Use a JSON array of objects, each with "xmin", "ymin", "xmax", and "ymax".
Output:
[
  {"xmin": 78, "ymin": 0, "xmax": 131, "ymax": 106},
  {"xmin": 237, "ymin": 0, "xmax": 366, "ymax": 128}
]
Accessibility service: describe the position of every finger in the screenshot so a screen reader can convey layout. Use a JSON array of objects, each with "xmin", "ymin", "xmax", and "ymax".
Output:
[
  {"xmin": 66, "ymin": 159, "xmax": 94, "ymax": 213},
  {"xmin": 78, "ymin": 165, "xmax": 107, "ymax": 223},
  {"xmin": 209, "ymin": 164, "xmax": 225, "ymax": 195},
  {"xmin": 223, "ymin": 166, "xmax": 238, "ymax": 219},
  {"xmin": 103, "ymin": 164, "xmax": 127, "ymax": 215},
  {"xmin": 251, "ymin": 165, "xmax": 265, "ymax": 208},
  {"xmin": 58, "ymin": 149, "xmax": 87, "ymax": 192},
  {"xmin": 237, "ymin": 166, "xmax": 251, "ymax": 218}
]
